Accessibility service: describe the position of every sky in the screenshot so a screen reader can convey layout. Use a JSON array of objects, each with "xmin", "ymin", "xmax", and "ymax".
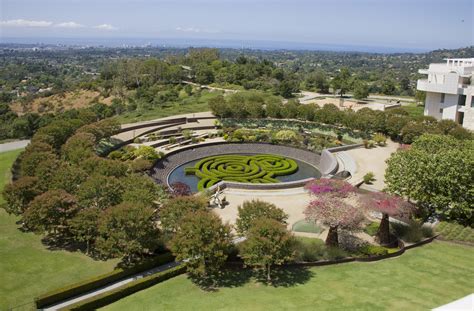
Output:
[{"xmin": 0, "ymin": 0, "xmax": 473, "ymax": 51}]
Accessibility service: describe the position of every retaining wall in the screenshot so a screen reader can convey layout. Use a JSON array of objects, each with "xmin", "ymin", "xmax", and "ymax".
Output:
[{"xmin": 319, "ymin": 143, "xmax": 363, "ymax": 176}]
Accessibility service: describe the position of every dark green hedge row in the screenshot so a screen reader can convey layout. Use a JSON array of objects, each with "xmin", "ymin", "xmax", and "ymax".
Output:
[
  {"xmin": 186, "ymin": 154, "xmax": 299, "ymax": 191},
  {"xmin": 61, "ymin": 265, "xmax": 186, "ymax": 310},
  {"xmin": 35, "ymin": 252, "xmax": 174, "ymax": 309}
]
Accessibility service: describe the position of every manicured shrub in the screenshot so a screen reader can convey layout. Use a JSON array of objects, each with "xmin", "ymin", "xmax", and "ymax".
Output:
[
  {"xmin": 63, "ymin": 265, "xmax": 186, "ymax": 310},
  {"xmin": 363, "ymin": 172, "xmax": 375, "ymax": 184},
  {"xmin": 373, "ymin": 133, "xmax": 387, "ymax": 146},
  {"xmin": 274, "ymin": 130, "xmax": 298, "ymax": 142},
  {"xmin": 324, "ymin": 247, "xmax": 348, "ymax": 260},
  {"xmin": 357, "ymin": 244, "xmax": 389, "ymax": 257},
  {"xmin": 435, "ymin": 222, "xmax": 474, "ymax": 243},
  {"xmin": 293, "ymin": 238, "xmax": 326, "ymax": 262},
  {"xmin": 108, "ymin": 150, "xmax": 123, "ymax": 160},
  {"xmin": 133, "ymin": 145, "xmax": 161, "ymax": 161},
  {"xmin": 391, "ymin": 220, "xmax": 423, "ymax": 243},
  {"xmin": 35, "ymin": 253, "xmax": 175, "ymax": 309},
  {"xmin": 185, "ymin": 154, "xmax": 298, "ymax": 191},
  {"xmin": 421, "ymin": 225, "xmax": 434, "ymax": 238}
]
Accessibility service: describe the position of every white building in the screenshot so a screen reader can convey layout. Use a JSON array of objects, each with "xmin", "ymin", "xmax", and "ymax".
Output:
[{"xmin": 417, "ymin": 58, "xmax": 474, "ymax": 130}]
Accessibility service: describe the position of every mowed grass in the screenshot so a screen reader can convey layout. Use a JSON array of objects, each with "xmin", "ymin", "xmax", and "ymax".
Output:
[
  {"xmin": 103, "ymin": 241, "xmax": 474, "ymax": 311},
  {"xmin": 0, "ymin": 149, "xmax": 118, "ymax": 310},
  {"xmin": 401, "ymin": 103, "xmax": 424, "ymax": 117}
]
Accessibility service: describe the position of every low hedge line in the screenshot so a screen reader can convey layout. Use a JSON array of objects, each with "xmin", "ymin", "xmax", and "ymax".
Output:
[
  {"xmin": 61, "ymin": 265, "xmax": 186, "ymax": 310},
  {"xmin": 35, "ymin": 252, "xmax": 175, "ymax": 309}
]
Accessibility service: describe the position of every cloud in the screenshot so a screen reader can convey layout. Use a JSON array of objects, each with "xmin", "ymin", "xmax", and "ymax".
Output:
[
  {"xmin": 176, "ymin": 26, "xmax": 220, "ymax": 34},
  {"xmin": 0, "ymin": 19, "xmax": 53, "ymax": 27},
  {"xmin": 1, "ymin": 19, "xmax": 116, "ymax": 30},
  {"xmin": 94, "ymin": 24, "xmax": 118, "ymax": 31},
  {"xmin": 55, "ymin": 21, "xmax": 84, "ymax": 28},
  {"xmin": 176, "ymin": 26, "xmax": 201, "ymax": 33}
]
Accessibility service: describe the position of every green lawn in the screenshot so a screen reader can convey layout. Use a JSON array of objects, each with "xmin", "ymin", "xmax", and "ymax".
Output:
[
  {"xmin": 400, "ymin": 103, "xmax": 424, "ymax": 117},
  {"xmin": 0, "ymin": 149, "xmax": 22, "ymax": 205},
  {"xmin": 0, "ymin": 149, "xmax": 118, "ymax": 310},
  {"xmin": 103, "ymin": 241, "xmax": 474, "ymax": 311}
]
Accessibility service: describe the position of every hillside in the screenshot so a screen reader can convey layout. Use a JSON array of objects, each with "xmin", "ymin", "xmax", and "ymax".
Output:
[{"xmin": 10, "ymin": 90, "xmax": 116, "ymax": 115}]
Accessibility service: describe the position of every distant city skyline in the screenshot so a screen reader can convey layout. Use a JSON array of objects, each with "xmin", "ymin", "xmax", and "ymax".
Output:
[{"xmin": 1, "ymin": 0, "xmax": 472, "ymax": 51}]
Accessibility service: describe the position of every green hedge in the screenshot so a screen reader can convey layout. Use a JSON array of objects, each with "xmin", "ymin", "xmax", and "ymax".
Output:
[
  {"xmin": 61, "ymin": 265, "xmax": 186, "ymax": 310},
  {"xmin": 185, "ymin": 154, "xmax": 298, "ymax": 191},
  {"xmin": 35, "ymin": 252, "xmax": 174, "ymax": 309},
  {"xmin": 357, "ymin": 245, "xmax": 389, "ymax": 257}
]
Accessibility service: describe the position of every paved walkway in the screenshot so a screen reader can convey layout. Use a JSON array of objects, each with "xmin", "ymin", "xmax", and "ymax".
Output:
[
  {"xmin": 432, "ymin": 294, "xmax": 473, "ymax": 311},
  {"xmin": 345, "ymin": 140, "xmax": 399, "ymax": 191},
  {"xmin": 213, "ymin": 187, "xmax": 376, "ymax": 245},
  {"xmin": 43, "ymin": 261, "xmax": 181, "ymax": 310},
  {"xmin": 0, "ymin": 140, "xmax": 29, "ymax": 153},
  {"xmin": 213, "ymin": 187, "xmax": 312, "ymax": 232}
]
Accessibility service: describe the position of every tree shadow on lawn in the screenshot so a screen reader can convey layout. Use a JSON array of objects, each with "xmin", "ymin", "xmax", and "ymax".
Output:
[
  {"xmin": 188, "ymin": 267, "xmax": 253, "ymax": 292},
  {"xmin": 254, "ymin": 266, "xmax": 315, "ymax": 288},
  {"xmin": 189, "ymin": 266, "xmax": 314, "ymax": 291},
  {"xmin": 40, "ymin": 234, "xmax": 105, "ymax": 260}
]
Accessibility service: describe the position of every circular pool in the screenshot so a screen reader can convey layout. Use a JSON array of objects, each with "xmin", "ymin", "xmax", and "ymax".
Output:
[
  {"xmin": 168, "ymin": 153, "xmax": 321, "ymax": 192},
  {"xmin": 151, "ymin": 143, "xmax": 322, "ymax": 192}
]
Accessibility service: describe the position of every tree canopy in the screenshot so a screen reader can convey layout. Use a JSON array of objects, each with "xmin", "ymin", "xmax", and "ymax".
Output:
[
  {"xmin": 385, "ymin": 134, "xmax": 474, "ymax": 225},
  {"xmin": 236, "ymin": 200, "xmax": 288, "ymax": 236},
  {"xmin": 239, "ymin": 217, "xmax": 294, "ymax": 282},
  {"xmin": 169, "ymin": 210, "xmax": 232, "ymax": 279}
]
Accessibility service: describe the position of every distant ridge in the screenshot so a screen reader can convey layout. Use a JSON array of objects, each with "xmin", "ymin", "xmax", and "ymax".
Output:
[{"xmin": 0, "ymin": 37, "xmax": 437, "ymax": 53}]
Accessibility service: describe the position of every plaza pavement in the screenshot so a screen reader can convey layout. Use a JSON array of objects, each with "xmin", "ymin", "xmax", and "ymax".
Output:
[{"xmin": 345, "ymin": 139, "xmax": 399, "ymax": 191}]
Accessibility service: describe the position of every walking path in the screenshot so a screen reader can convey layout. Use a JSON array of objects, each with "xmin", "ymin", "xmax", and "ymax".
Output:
[
  {"xmin": 43, "ymin": 261, "xmax": 181, "ymax": 310},
  {"xmin": 0, "ymin": 140, "xmax": 29, "ymax": 153},
  {"xmin": 345, "ymin": 140, "xmax": 399, "ymax": 191}
]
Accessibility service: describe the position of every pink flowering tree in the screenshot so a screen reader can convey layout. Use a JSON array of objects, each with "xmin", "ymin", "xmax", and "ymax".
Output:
[
  {"xmin": 304, "ymin": 196, "xmax": 364, "ymax": 247},
  {"xmin": 360, "ymin": 192, "xmax": 412, "ymax": 245},
  {"xmin": 304, "ymin": 178, "xmax": 355, "ymax": 198}
]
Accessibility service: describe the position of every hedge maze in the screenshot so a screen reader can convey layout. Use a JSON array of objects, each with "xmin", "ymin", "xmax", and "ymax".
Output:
[{"xmin": 184, "ymin": 154, "xmax": 298, "ymax": 191}]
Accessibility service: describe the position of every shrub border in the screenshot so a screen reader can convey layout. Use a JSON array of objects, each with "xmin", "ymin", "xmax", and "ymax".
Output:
[
  {"xmin": 58, "ymin": 265, "xmax": 186, "ymax": 310},
  {"xmin": 226, "ymin": 235, "xmax": 438, "ymax": 268},
  {"xmin": 292, "ymin": 235, "xmax": 439, "ymax": 266},
  {"xmin": 35, "ymin": 252, "xmax": 175, "ymax": 309}
]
